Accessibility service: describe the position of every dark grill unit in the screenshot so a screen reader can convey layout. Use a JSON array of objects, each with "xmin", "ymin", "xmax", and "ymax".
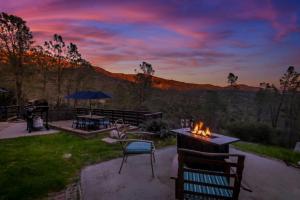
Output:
[{"xmin": 24, "ymin": 99, "xmax": 49, "ymax": 133}]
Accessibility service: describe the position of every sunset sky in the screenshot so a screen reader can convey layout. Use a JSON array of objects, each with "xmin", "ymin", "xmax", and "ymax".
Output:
[{"xmin": 1, "ymin": 0, "xmax": 300, "ymax": 86}]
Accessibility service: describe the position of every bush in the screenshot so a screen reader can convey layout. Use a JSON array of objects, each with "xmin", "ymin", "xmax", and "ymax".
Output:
[
  {"xmin": 225, "ymin": 122, "xmax": 281, "ymax": 145},
  {"xmin": 140, "ymin": 119, "xmax": 169, "ymax": 137}
]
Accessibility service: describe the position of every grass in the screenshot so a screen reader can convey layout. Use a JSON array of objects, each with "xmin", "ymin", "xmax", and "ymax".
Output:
[
  {"xmin": 0, "ymin": 132, "xmax": 176, "ymax": 200},
  {"xmin": 233, "ymin": 141, "xmax": 300, "ymax": 165}
]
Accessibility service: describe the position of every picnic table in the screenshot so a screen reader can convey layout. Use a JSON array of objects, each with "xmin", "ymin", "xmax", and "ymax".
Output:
[{"xmin": 75, "ymin": 115, "xmax": 110, "ymax": 130}]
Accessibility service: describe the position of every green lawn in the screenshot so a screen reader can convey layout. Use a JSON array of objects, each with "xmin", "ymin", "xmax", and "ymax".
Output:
[
  {"xmin": 0, "ymin": 132, "xmax": 176, "ymax": 200},
  {"xmin": 233, "ymin": 141, "xmax": 300, "ymax": 165}
]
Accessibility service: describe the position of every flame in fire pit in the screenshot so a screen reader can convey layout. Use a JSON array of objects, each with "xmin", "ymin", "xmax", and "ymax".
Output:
[{"xmin": 192, "ymin": 121, "xmax": 211, "ymax": 137}]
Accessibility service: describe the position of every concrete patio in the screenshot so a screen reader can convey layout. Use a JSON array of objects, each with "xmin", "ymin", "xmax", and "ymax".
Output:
[
  {"xmin": 81, "ymin": 146, "xmax": 300, "ymax": 200},
  {"xmin": 0, "ymin": 122, "xmax": 58, "ymax": 140}
]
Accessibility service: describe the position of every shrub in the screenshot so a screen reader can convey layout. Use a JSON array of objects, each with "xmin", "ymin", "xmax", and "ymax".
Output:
[
  {"xmin": 140, "ymin": 119, "xmax": 169, "ymax": 137},
  {"xmin": 225, "ymin": 122, "xmax": 281, "ymax": 145}
]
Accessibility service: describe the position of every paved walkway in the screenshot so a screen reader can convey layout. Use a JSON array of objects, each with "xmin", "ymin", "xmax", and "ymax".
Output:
[
  {"xmin": 0, "ymin": 122, "xmax": 59, "ymax": 140},
  {"xmin": 81, "ymin": 147, "xmax": 300, "ymax": 200}
]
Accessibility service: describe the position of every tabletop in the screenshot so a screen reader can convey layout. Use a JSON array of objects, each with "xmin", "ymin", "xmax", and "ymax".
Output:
[{"xmin": 77, "ymin": 115, "xmax": 106, "ymax": 120}]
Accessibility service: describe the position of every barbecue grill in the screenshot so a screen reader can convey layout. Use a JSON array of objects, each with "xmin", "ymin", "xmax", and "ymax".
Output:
[{"xmin": 24, "ymin": 99, "xmax": 49, "ymax": 133}]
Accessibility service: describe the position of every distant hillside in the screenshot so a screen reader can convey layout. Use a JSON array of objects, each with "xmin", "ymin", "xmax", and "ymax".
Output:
[{"xmin": 93, "ymin": 66, "xmax": 259, "ymax": 92}]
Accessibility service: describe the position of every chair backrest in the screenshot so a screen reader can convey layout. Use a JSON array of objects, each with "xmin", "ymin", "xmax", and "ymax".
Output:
[
  {"xmin": 114, "ymin": 119, "xmax": 128, "ymax": 150},
  {"xmin": 177, "ymin": 148, "xmax": 245, "ymax": 200}
]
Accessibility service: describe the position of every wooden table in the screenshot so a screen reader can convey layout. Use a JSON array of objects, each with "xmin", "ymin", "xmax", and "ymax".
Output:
[{"xmin": 76, "ymin": 115, "xmax": 108, "ymax": 130}]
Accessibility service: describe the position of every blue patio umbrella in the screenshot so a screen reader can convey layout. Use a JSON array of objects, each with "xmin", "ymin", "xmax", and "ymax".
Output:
[
  {"xmin": 65, "ymin": 90, "xmax": 111, "ymax": 112},
  {"xmin": 66, "ymin": 91, "xmax": 111, "ymax": 100}
]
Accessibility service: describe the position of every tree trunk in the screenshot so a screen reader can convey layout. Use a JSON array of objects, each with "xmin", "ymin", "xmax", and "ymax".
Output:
[
  {"xmin": 56, "ymin": 65, "xmax": 62, "ymax": 108},
  {"xmin": 15, "ymin": 59, "xmax": 23, "ymax": 106},
  {"xmin": 15, "ymin": 75, "xmax": 22, "ymax": 106},
  {"xmin": 272, "ymin": 96, "xmax": 284, "ymax": 128},
  {"xmin": 42, "ymin": 70, "xmax": 47, "ymax": 99}
]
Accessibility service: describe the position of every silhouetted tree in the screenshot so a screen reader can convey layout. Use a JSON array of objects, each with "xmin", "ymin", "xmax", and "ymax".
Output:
[
  {"xmin": 280, "ymin": 66, "xmax": 300, "ymax": 145},
  {"xmin": 201, "ymin": 91, "xmax": 226, "ymax": 130},
  {"xmin": 31, "ymin": 45, "xmax": 51, "ymax": 98},
  {"xmin": 255, "ymin": 86, "xmax": 270, "ymax": 122},
  {"xmin": 135, "ymin": 61, "xmax": 155, "ymax": 105},
  {"xmin": 0, "ymin": 12, "xmax": 33, "ymax": 105},
  {"xmin": 44, "ymin": 34, "xmax": 67, "ymax": 107},
  {"xmin": 259, "ymin": 66, "xmax": 299, "ymax": 130},
  {"xmin": 66, "ymin": 43, "xmax": 93, "ymax": 106},
  {"xmin": 226, "ymin": 72, "xmax": 240, "ymax": 123},
  {"xmin": 259, "ymin": 82, "xmax": 280, "ymax": 127},
  {"xmin": 227, "ymin": 72, "xmax": 238, "ymax": 86}
]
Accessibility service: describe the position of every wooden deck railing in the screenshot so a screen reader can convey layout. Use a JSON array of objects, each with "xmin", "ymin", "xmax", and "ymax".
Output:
[
  {"xmin": 0, "ymin": 106, "xmax": 163, "ymax": 126},
  {"xmin": 80, "ymin": 108, "xmax": 163, "ymax": 126},
  {"xmin": 0, "ymin": 105, "xmax": 20, "ymax": 120}
]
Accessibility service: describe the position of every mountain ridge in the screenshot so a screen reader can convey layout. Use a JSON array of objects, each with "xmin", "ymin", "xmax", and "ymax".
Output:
[{"xmin": 92, "ymin": 66, "xmax": 260, "ymax": 92}]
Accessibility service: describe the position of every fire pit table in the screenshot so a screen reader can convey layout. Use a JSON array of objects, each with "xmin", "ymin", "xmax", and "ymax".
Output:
[{"xmin": 171, "ymin": 128, "xmax": 240, "ymax": 153}]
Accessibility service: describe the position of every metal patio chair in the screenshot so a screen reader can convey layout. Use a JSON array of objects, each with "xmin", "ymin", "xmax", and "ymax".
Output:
[{"xmin": 115, "ymin": 119, "xmax": 156, "ymax": 177}]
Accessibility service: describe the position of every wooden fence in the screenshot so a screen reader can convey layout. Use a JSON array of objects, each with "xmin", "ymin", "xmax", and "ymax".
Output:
[
  {"xmin": 50, "ymin": 108, "xmax": 163, "ymax": 125},
  {"xmin": 90, "ymin": 108, "xmax": 163, "ymax": 126},
  {"xmin": 0, "ymin": 105, "xmax": 20, "ymax": 120},
  {"xmin": 0, "ymin": 106, "xmax": 163, "ymax": 126}
]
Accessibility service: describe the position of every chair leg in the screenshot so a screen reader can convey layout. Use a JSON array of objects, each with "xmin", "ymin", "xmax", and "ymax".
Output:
[
  {"xmin": 150, "ymin": 153, "xmax": 154, "ymax": 177},
  {"xmin": 119, "ymin": 155, "xmax": 126, "ymax": 174},
  {"xmin": 125, "ymin": 155, "xmax": 128, "ymax": 163},
  {"xmin": 152, "ymin": 152, "xmax": 156, "ymax": 163}
]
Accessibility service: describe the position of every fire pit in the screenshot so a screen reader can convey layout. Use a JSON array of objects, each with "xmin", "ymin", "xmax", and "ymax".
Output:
[{"xmin": 171, "ymin": 121, "xmax": 240, "ymax": 153}]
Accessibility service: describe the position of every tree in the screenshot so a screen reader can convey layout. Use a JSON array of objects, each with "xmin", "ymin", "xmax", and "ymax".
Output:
[
  {"xmin": 259, "ymin": 82, "xmax": 280, "ymax": 127},
  {"xmin": 260, "ymin": 66, "xmax": 300, "ymax": 129},
  {"xmin": 44, "ymin": 34, "xmax": 67, "ymax": 107},
  {"xmin": 201, "ymin": 91, "xmax": 226, "ymax": 130},
  {"xmin": 134, "ymin": 61, "xmax": 155, "ymax": 105},
  {"xmin": 0, "ymin": 12, "xmax": 33, "ymax": 105},
  {"xmin": 280, "ymin": 66, "xmax": 300, "ymax": 145},
  {"xmin": 66, "ymin": 43, "xmax": 92, "ymax": 106},
  {"xmin": 227, "ymin": 72, "xmax": 238, "ymax": 86},
  {"xmin": 255, "ymin": 86, "xmax": 270, "ymax": 122},
  {"xmin": 31, "ymin": 45, "xmax": 51, "ymax": 98},
  {"xmin": 226, "ymin": 72, "xmax": 240, "ymax": 122}
]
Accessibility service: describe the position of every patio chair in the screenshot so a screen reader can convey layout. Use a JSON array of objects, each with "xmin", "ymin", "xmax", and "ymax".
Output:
[
  {"xmin": 95, "ymin": 117, "xmax": 111, "ymax": 129},
  {"xmin": 115, "ymin": 119, "xmax": 156, "ymax": 177},
  {"xmin": 72, "ymin": 116, "xmax": 88, "ymax": 129},
  {"xmin": 177, "ymin": 148, "xmax": 245, "ymax": 200}
]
